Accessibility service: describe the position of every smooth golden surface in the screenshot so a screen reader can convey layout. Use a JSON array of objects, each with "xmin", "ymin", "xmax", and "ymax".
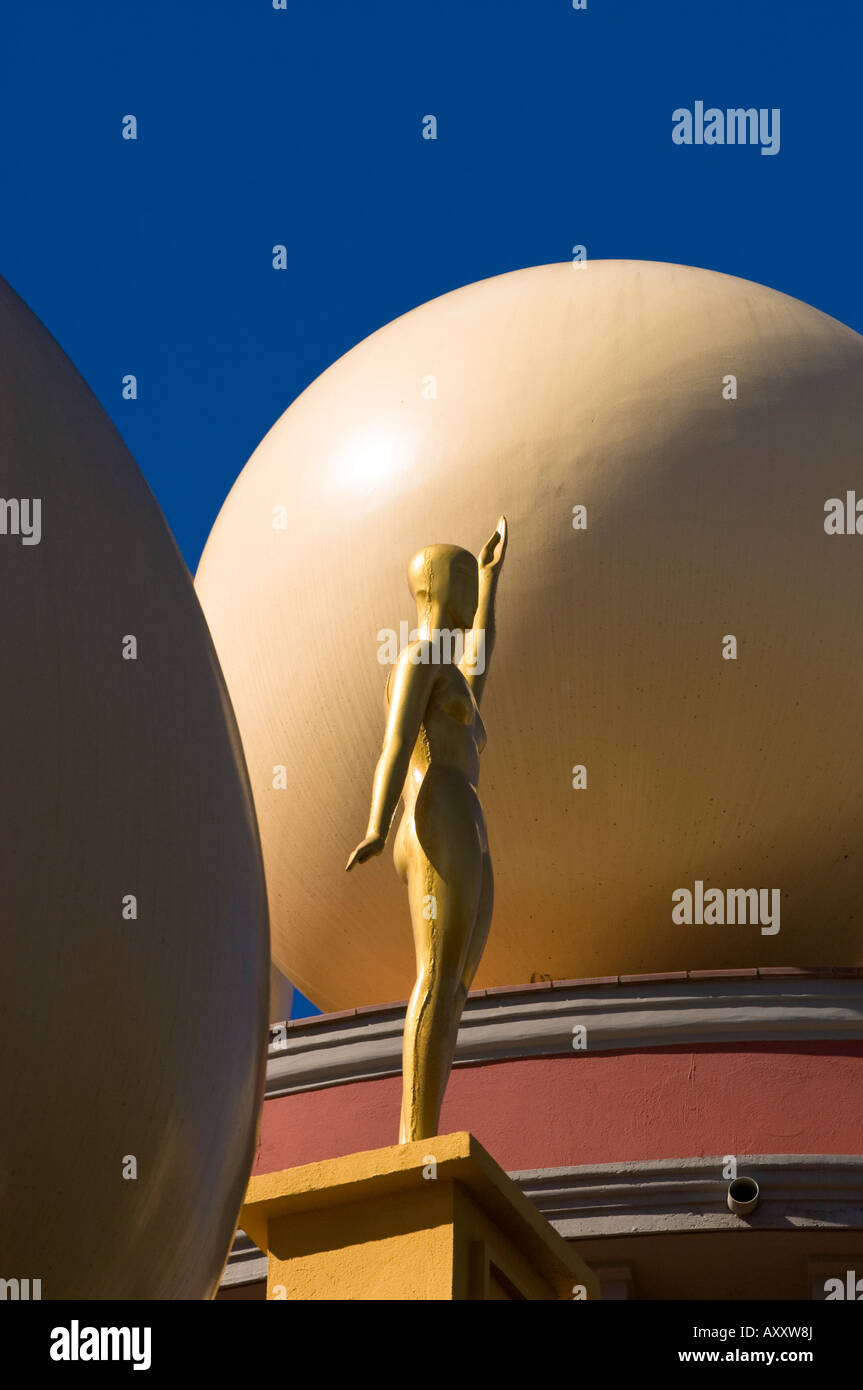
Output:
[
  {"xmin": 346, "ymin": 524, "xmax": 506, "ymax": 1140},
  {"xmin": 241, "ymin": 1132, "xmax": 598, "ymax": 1300},
  {"xmin": 0, "ymin": 276, "xmax": 269, "ymax": 1298},
  {"xmin": 196, "ymin": 260, "xmax": 863, "ymax": 1010}
]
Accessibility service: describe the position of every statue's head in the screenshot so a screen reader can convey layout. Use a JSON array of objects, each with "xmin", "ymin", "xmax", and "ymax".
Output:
[{"xmin": 407, "ymin": 544, "xmax": 478, "ymax": 630}]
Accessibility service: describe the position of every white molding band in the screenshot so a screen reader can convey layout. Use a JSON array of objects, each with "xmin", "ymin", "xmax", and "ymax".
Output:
[
  {"xmin": 222, "ymin": 1153, "xmax": 863, "ymax": 1286},
  {"xmin": 518, "ymin": 1154, "xmax": 863, "ymax": 1237},
  {"xmin": 266, "ymin": 976, "xmax": 863, "ymax": 1098}
]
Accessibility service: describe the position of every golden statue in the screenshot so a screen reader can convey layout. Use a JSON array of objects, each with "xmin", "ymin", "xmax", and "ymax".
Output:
[{"xmin": 347, "ymin": 517, "xmax": 508, "ymax": 1141}]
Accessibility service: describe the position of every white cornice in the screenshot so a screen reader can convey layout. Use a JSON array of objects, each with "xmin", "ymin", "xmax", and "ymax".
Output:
[
  {"xmin": 222, "ymin": 1154, "xmax": 863, "ymax": 1286},
  {"xmin": 266, "ymin": 976, "xmax": 863, "ymax": 1098},
  {"xmin": 519, "ymin": 1154, "xmax": 863, "ymax": 1236}
]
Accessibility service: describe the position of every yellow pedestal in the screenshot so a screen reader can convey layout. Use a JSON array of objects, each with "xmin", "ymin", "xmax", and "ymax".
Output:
[{"xmin": 240, "ymin": 1132, "xmax": 598, "ymax": 1301}]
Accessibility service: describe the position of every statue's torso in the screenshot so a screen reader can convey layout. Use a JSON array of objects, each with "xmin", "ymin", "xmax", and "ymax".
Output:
[
  {"xmin": 409, "ymin": 663, "xmax": 485, "ymax": 790},
  {"xmin": 392, "ymin": 663, "xmax": 488, "ymax": 876}
]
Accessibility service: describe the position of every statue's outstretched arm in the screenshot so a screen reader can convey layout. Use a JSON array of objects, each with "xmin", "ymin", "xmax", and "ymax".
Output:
[
  {"xmin": 345, "ymin": 645, "xmax": 437, "ymax": 870},
  {"xmin": 461, "ymin": 515, "xmax": 507, "ymax": 707}
]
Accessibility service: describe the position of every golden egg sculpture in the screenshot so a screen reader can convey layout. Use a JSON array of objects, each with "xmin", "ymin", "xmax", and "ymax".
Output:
[
  {"xmin": 0, "ymin": 276, "xmax": 269, "ymax": 1298},
  {"xmin": 195, "ymin": 260, "xmax": 863, "ymax": 1013}
]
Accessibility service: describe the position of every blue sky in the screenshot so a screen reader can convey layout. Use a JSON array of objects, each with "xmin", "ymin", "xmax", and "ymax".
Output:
[{"xmin": 2, "ymin": 0, "xmax": 858, "ymax": 1016}]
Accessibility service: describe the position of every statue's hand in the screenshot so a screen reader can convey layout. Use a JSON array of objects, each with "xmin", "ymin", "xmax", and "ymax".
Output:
[
  {"xmin": 345, "ymin": 832, "xmax": 386, "ymax": 871},
  {"xmin": 478, "ymin": 515, "xmax": 508, "ymax": 574}
]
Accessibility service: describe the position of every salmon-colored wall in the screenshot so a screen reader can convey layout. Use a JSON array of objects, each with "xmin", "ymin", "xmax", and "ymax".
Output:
[{"xmin": 254, "ymin": 1043, "xmax": 863, "ymax": 1174}]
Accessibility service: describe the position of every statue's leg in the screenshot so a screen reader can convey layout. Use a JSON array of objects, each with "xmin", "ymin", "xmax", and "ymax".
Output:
[
  {"xmin": 432, "ymin": 854, "xmax": 494, "ymax": 1120},
  {"xmin": 399, "ymin": 774, "xmax": 483, "ymax": 1143},
  {"xmin": 460, "ymin": 853, "xmax": 494, "ymax": 996}
]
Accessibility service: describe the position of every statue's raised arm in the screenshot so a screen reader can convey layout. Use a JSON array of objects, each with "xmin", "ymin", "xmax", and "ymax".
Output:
[{"xmin": 460, "ymin": 515, "xmax": 507, "ymax": 706}]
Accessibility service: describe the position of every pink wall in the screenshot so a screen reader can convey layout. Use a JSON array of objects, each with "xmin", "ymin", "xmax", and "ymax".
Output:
[{"xmin": 254, "ymin": 1042, "xmax": 863, "ymax": 1174}]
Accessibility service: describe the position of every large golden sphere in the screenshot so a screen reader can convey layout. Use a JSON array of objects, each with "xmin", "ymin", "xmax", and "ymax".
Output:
[
  {"xmin": 196, "ymin": 261, "xmax": 863, "ymax": 1011},
  {"xmin": 0, "ymin": 277, "xmax": 269, "ymax": 1297}
]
